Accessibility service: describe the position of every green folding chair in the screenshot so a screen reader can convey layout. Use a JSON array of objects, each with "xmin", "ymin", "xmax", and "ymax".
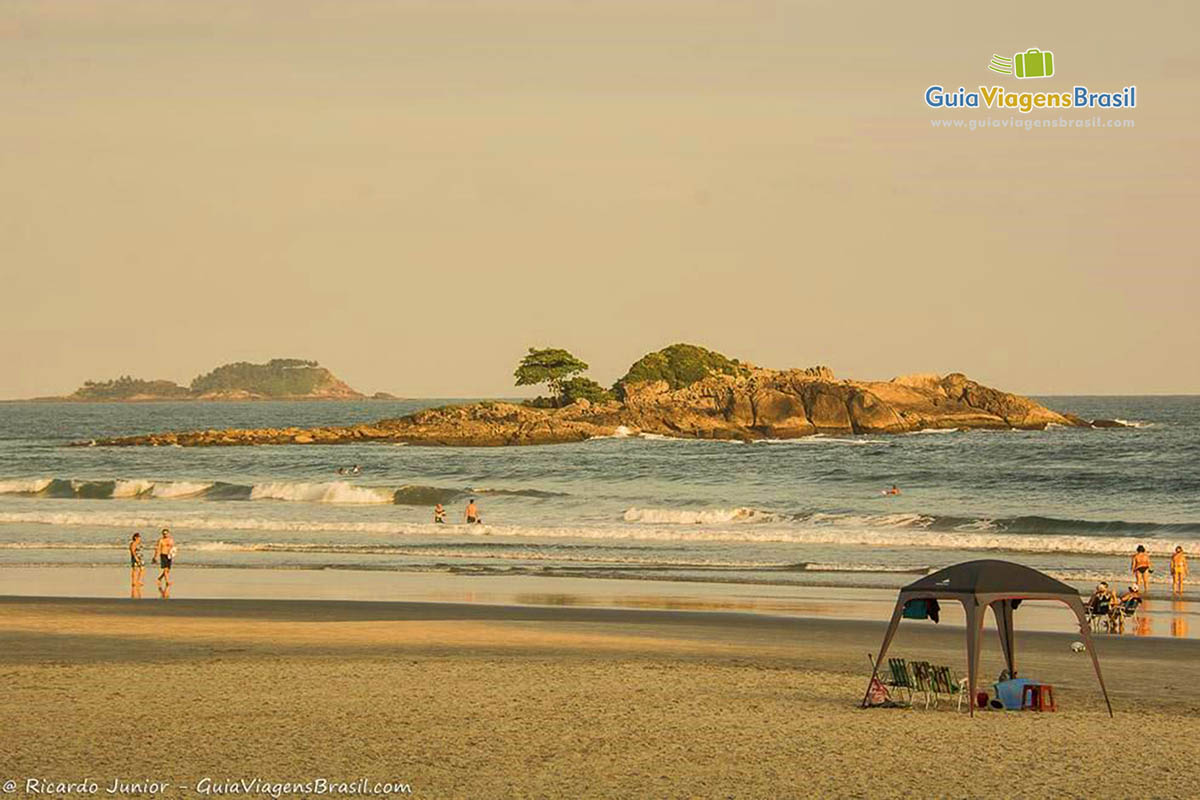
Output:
[{"xmin": 886, "ymin": 658, "xmax": 915, "ymax": 705}]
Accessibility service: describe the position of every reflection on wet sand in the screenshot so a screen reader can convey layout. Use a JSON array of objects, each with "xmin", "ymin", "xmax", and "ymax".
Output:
[{"xmin": 1170, "ymin": 599, "xmax": 1189, "ymax": 638}]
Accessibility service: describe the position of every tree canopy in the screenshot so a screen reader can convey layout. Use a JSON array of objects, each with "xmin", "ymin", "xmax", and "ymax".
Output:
[
  {"xmin": 559, "ymin": 376, "xmax": 614, "ymax": 405},
  {"xmin": 615, "ymin": 343, "xmax": 744, "ymax": 396},
  {"xmin": 514, "ymin": 347, "xmax": 591, "ymax": 405}
]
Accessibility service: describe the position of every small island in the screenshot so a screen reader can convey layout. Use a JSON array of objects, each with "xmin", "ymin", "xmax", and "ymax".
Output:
[
  {"xmin": 78, "ymin": 343, "xmax": 1122, "ymax": 448},
  {"xmin": 45, "ymin": 359, "xmax": 365, "ymax": 402}
]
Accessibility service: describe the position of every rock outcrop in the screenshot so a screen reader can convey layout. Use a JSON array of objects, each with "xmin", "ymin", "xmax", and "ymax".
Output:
[
  {"xmin": 81, "ymin": 365, "xmax": 1091, "ymax": 448},
  {"xmin": 49, "ymin": 358, "xmax": 367, "ymax": 402}
]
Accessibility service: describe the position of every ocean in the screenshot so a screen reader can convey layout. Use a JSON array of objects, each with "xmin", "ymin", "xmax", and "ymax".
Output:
[{"xmin": 0, "ymin": 396, "xmax": 1196, "ymax": 597}]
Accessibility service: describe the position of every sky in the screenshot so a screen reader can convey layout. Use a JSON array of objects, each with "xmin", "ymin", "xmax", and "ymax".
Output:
[{"xmin": 2, "ymin": 0, "xmax": 1197, "ymax": 398}]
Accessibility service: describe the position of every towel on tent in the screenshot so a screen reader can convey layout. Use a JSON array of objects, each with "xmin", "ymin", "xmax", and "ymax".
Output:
[{"xmin": 902, "ymin": 598, "xmax": 941, "ymax": 623}]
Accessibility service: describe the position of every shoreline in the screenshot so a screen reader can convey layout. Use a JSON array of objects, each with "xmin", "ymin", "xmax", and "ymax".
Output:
[{"xmin": 3, "ymin": 565, "xmax": 1196, "ymax": 639}]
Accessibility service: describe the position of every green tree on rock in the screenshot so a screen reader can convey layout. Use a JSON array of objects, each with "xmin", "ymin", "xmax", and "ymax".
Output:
[
  {"xmin": 514, "ymin": 347, "xmax": 589, "ymax": 406},
  {"xmin": 559, "ymin": 376, "xmax": 613, "ymax": 405}
]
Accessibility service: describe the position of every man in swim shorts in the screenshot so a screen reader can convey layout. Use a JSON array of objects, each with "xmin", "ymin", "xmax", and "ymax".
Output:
[
  {"xmin": 1131, "ymin": 545, "xmax": 1152, "ymax": 594},
  {"xmin": 1170, "ymin": 546, "xmax": 1188, "ymax": 595},
  {"xmin": 434, "ymin": 503, "xmax": 446, "ymax": 524},
  {"xmin": 153, "ymin": 528, "xmax": 176, "ymax": 592},
  {"xmin": 465, "ymin": 499, "xmax": 480, "ymax": 524}
]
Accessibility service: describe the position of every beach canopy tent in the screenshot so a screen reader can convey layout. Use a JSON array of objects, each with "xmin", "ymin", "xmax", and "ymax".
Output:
[{"xmin": 862, "ymin": 559, "xmax": 1113, "ymax": 716}]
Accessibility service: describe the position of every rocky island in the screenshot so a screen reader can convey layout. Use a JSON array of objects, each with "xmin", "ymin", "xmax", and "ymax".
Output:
[
  {"xmin": 47, "ymin": 359, "xmax": 365, "ymax": 402},
  {"xmin": 80, "ymin": 344, "xmax": 1116, "ymax": 448}
]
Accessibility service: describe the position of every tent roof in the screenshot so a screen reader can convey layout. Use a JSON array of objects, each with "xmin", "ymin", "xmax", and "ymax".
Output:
[{"xmin": 902, "ymin": 559, "xmax": 1077, "ymax": 597}]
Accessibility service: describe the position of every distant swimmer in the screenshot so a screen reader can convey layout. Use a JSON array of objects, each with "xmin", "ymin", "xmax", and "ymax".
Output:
[
  {"xmin": 434, "ymin": 504, "xmax": 446, "ymax": 524},
  {"xmin": 351, "ymin": 465, "xmax": 361, "ymax": 475},
  {"xmin": 882, "ymin": 485, "xmax": 901, "ymax": 496},
  {"xmin": 1170, "ymin": 546, "xmax": 1188, "ymax": 595},
  {"xmin": 337, "ymin": 467, "xmax": 346, "ymax": 475},
  {"xmin": 1131, "ymin": 545, "xmax": 1152, "ymax": 594},
  {"xmin": 465, "ymin": 499, "xmax": 481, "ymax": 525}
]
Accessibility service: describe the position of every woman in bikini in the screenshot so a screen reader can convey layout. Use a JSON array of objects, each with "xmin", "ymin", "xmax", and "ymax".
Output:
[
  {"xmin": 1131, "ymin": 545, "xmax": 1152, "ymax": 594},
  {"xmin": 129, "ymin": 532, "xmax": 144, "ymax": 590}
]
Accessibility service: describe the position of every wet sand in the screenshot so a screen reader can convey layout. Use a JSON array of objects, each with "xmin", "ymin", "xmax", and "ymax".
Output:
[{"xmin": 2, "ymin": 593, "xmax": 1199, "ymax": 799}]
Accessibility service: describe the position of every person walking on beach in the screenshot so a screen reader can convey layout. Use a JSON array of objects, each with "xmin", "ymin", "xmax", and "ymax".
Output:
[
  {"xmin": 129, "ymin": 532, "xmax": 144, "ymax": 594},
  {"xmin": 1170, "ymin": 546, "xmax": 1189, "ymax": 595},
  {"xmin": 1131, "ymin": 545, "xmax": 1152, "ymax": 594},
  {"xmin": 153, "ymin": 528, "xmax": 176, "ymax": 595},
  {"xmin": 434, "ymin": 503, "xmax": 446, "ymax": 524},
  {"xmin": 465, "ymin": 499, "xmax": 481, "ymax": 524}
]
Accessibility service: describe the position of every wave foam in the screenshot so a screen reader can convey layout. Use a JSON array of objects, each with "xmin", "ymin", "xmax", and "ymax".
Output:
[
  {"xmin": 249, "ymin": 482, "xmax": 395, "ymax": 504},
  {"xmin": 0, "ymin": 478, "xmax": 53, "ymax": 494},
  {"xmin": 623, "ymin": 507, "xmax": 778, "ymax": 525}
]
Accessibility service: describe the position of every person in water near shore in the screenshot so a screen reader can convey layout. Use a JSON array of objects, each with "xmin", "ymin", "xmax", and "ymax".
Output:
[
  {"xmin": 465, "ymin": 499, "xmax": 481, "ymax": 524},
  {"xmin": 434, "ymin": 504, "xmax": 446, "ymax": 524},
  {"xmin": 153, "ymin": 528, "xmax": 176, "ymax": 594},
  {"xmin": 1131, "ymin": 545, "xmax": 1152, "ymax": 593},
  {"xmin": 1170, "ymin": 546, "xmax": 1189, "ymax": 595},
  {"xmin": 129, "ymin": 532, "xmax": 144, "ymax": 590},
  {"xmin": 883, "ymin": 485, "xmax": 901, "ymax": 496}
]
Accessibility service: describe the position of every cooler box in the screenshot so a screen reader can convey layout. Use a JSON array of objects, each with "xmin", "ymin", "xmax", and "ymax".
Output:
[{"xmin": 993, "ymin": 678, "xmax": 1037, "ymax": 710}]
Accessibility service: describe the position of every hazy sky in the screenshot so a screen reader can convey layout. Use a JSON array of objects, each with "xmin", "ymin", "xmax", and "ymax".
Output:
[{"xmin": 3, "ymin": 1, "xmax": 1197, "ymax": 398}]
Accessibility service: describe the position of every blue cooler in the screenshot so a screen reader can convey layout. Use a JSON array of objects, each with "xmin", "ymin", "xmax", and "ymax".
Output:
[{"xmin": 993, "ymin": 678, "xmax": 1037, "ymax": 710}]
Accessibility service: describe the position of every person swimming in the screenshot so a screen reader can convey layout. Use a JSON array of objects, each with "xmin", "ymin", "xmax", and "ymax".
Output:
[{"xmin": 882, "ymin": 485, "xmax": 901, "ymax": 496}]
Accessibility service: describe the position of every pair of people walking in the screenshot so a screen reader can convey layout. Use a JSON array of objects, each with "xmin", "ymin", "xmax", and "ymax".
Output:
[{"xmin": 129, "ymin": 528, "xmax": 175, "ymax": 598}]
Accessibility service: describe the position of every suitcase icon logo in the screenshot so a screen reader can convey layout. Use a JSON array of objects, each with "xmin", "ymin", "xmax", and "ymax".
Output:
[
  {"xmin": 1014, "ymin": 48, "xmax": 1054, "ymax": 78},
  {"xmin": 988, "ymin": 48, "xmax": 1055, "ymax": 79}
]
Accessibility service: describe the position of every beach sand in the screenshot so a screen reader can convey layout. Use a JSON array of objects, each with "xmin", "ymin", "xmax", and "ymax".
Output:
[{"xmin": 2, "ymin": 595, "xmax": 1199, "ymax": 799}]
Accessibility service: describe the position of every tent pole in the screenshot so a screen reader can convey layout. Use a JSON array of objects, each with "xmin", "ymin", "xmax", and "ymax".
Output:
[
  {"xmin": 991, "ymin": 600, "xmax": 1016, "ymax": 678},
  {"xmin": 964, "ymin": 599, "xmax": 985, "ymax": 717},
  {"xmin": 1069, "ymin": 597, "xmax": 1114, "ymax": 717},
  {"xmin": 861, "ymin": 597, "xmax": 906, "ymax": 708}
]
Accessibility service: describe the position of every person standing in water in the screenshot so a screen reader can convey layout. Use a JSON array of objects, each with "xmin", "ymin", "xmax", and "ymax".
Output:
[
  {"xmin": 433, "ymin": 503, "xmax": 446, "ymax": 524},
  {"xmin": 129, "ymin": 532, "xmax": 144, "ymax": 595},
  {"xmin": 1131, "ymin": 545, "xmax": 1152, "ymax": 594},
  {"xmin": 153, "ymin": 528, "xmax": 176, "ymax": 595},
  {"xmin": 465, "ymin": 499, "xmax": 481, "ymax": 524},
  {"xmin": 1170, "ymin": 546, "xmax": 1188, "ymax": 595}
]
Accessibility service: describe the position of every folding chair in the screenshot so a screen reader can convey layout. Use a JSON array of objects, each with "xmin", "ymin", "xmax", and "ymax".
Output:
[
  {"xmin": 933, "ymin": 665, "xmax": 970, "ymax": 712},
  {"xmin": 886, "ymin": 658, "xmax": 915, "ymax": 705}
]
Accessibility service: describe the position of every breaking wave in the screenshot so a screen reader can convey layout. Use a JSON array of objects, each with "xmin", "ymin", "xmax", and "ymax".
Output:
[
  {"xmin": 0, "ymin": 476, "xmax": 541, "ymax": 507},
  {"xmin": 623, "ymin": 507, "xmax": 780, "ymax": 525}
]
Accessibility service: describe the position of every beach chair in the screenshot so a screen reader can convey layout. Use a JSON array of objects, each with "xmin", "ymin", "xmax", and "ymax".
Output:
[
  {"xmin": 910, "ymin": 661, "xmax": 937, "ymax": 709},
  {"xmin": 933, "ymin": 665, "xmax": 969, "ymax": 712},
  {"xmin": 1108, "ymin": 596, "xmax": 1141, "ymax": 633},
  {"xmin": 1085, "ymin": 598, "xmax": 1112, "ymax": 631},
  {"xmin": 886, "ymin": 658, "xmax": 916, "ymax": 705}
]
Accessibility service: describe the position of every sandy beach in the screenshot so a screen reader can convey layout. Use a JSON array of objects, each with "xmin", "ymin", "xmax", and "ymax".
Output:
[{"xmin": 3, "ymin": 591, "xmax": 1199, "ymax": 799}]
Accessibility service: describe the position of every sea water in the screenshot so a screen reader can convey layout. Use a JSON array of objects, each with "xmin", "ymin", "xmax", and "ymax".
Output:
[{"xmin": 0, "ymin": 397, "xmax": 1196, "ymax": 597}]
